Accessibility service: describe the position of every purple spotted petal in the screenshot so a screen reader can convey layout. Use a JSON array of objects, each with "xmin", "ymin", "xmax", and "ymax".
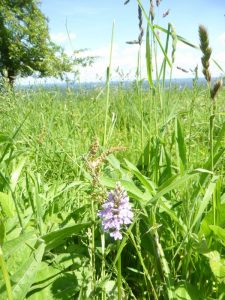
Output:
[{"xmin": 98, "ymin": 182, "xmax": 133, "ymax": 240}]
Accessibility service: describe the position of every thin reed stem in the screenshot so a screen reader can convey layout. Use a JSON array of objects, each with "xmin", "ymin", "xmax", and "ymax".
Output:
[
  {"xmin": 103, "ymin": 21, "xmax": 115, "ymax": 146},
  {"xmin": 136, "ymin": 45, "xmax": 144, "ymax": 168}
]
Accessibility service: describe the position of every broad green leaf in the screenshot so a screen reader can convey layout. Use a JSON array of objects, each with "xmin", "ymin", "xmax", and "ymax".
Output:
[
  {"xmin": 158, "ymin": 199, "xmax": 187, "ymax": 233},
  {"xmin": 12, "ymin": 242, "xmax": 45, "ymax": 300},
  {"xmin": 0, "ymin": 192, "xmax": 15, "ymax": 218},
  {"xmin": 0, "ymin": 133, "xmax": 11, "ymax": 144},
  {"xmin": 194, "ymin": 146, "xmax": 225, "ymax": 199},
  {"xmin": 170, "ymin": 283, "xmax": 200, "ymax": 300},
  {"xmin": 191, "ymin": 176, "xmax": 218, "ymax": 230},
  {"xmin": 10, "ymin": 159, "xmax": 26, "ymax": 192},
  {"xmin": 42, "ymin": 223, "xmax": 91, "ymax": 251},
  {"xmin": 26, "ymin": 262, "xmax": 61, "ymax": 299},
  {"xmin": 149, "ymin": 173, "xmax": 197, "ymax": 204},
  {"xmin": 200, "ymin": 203, "xmax": 225, "ymax": 237},
  {"xmin": 209, "ymin": 225, "xmax": 225, "ymax": 245},
  {"xmin": 123, "ymin": 158, "xmax": 155, "ymax": 194},
  {"xmin": 3, "ymin": 232, "xmax": 36, "ymax": 258},
  {"xmin": 204, "ymin": 251, "xmax": 225, "ymax": 282}
]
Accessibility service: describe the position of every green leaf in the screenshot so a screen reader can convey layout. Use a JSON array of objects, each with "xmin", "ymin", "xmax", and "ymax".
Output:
[
  {"xmin": 204, "ymin": 251, "xmax": 225, "ymax": 282},
  {"xmin": 3, "ymin": 232, "xmax": 37, "ymax": 258},
  {"xmin": 170, "ymin": 283, "xmax": 200, "ymax": 300},
  {"xmin": 10, "ymin": 159, "xmax": 26, "ymax": 192},
  {"xmin": 25, "ymin": 262, "xmax": 61, "ymax": 299},
  {"xmin": 0, "ymin": 192, "xmax": 15, "ymax": 218},
  {"xmin": 137, "ymin": 0, "xmax": 171, "ymax": 68},
  {"xmin": 11, "ymin": 242, "xmax": 45, "ymax": 300},
  {"xmin": 194, "ymin": 146, "xmax": 225, "ymax": 198},
  {"xmin": 99, "ymin": 176, "xmax": 150, "ymax": 203},
  {"xmin": 42, "ymin": 223, "xmax": 91, "ymax": 251},
  {"xmin": 0, "ymin": 219, "xmax": 5, "ymax": 246},
  {"xmin": 0, "ymin": 133, "xmax": 11, "ymax": 144},
  {"xmin": 149, "ymin": 173, "xmax": 197, "ymax": 204},
  {"xmin": 154, "ymin": 24, "xmax": 199, "ymax": 49},
  {"xmin": 212, "ymin": 59, "xmax": 224, "ymax": 73},
  {"xmin": 146, "ymin": 26, "xmax": 154, "ymax": 89},
  {"xmin": 200, "ymin": 203, "xmax": 225, "ymax": 237},
  {"xmin": 175, "ymin": 118, "xmax": 187, "ymax": 174},
  {"xmin": 191, "ymin": 176, "xmax": 218, "ymax": 230},
  {"xmin": 123, "ymin": 159, "xmax": 155, "ymax": 194},
  {"xmin": 209, "ymin": 225, "xmax": 225, "ymax": 245}
]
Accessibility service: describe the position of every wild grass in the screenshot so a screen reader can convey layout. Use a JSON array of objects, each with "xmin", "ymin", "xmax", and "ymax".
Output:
[{"xmin": 0, "ymin": 1, "xmax": 225, "ymax": 299}]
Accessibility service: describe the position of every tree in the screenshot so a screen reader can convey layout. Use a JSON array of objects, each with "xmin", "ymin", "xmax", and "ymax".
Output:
[{"xmin": 0, "ymin": 0, "xmax": 93, "ymax": 86}]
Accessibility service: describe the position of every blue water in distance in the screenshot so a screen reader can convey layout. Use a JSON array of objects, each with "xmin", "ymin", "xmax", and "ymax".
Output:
[{"xmin": 17, "ymin": 77, "xmax": 218, "ymax": 91}]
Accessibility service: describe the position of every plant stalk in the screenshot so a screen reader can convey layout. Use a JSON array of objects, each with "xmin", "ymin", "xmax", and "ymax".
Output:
[
  {"xmin": 117, "ymin": 240, "xmax": 122, "ymax": 300},
  {"xmin": 0, "ymin": 246, "xmax": 13, "ymax": 300}
]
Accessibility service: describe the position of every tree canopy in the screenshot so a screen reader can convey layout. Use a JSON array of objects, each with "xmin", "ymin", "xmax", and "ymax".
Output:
[{"xmin": 0, "ymin": 0, "xmax": 92, "ymax": 85}]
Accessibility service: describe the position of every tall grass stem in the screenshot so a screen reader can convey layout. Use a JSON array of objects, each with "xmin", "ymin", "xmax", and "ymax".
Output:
[{"xmin": 103, "ymin": 21, "xmax": 115, "ymax": 146}]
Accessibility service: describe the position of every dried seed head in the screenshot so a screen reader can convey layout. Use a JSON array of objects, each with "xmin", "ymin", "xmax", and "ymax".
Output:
[
  {"xmin": 138, "ymin": 5, "xmax": 144, "ymax": 45},
  {"xmin": 177, "ymin": 66, "xmax": 189, "ymax": 73},
  {"xmin": 150, "ymin": 0, "xmax": 155, "ymax": 22},
  {"xmin": 88, "ymin": 138, "xmax": 100, "ymax": 158},
  {"xmin": 163, "ymin": 9, "xmax": 170, "ymax": 18},
  {"xmin": 87, "ymin": 145, "xmax": 127, "ymax": 186},
  {"xmin": 126, "ymin": 5, "xmax": 144, "ymax": 45},
  {"xmin": 210, "ymin": 79, "xmax": 223, "ymax": 100},
  {"xmin": 156, "ymin": 0, "xmax": 161, "ymax": 7}
]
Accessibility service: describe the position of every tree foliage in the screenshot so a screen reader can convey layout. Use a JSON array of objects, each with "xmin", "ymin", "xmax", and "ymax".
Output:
[{"xmin": 0, "ymin": 0, "xmax": 93, "ymax": 85}]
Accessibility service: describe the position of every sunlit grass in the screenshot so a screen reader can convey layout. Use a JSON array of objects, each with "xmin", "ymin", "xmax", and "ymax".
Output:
[{"xmin": 0, "ymin": 0, "xmax": 225, "ymax": 298}]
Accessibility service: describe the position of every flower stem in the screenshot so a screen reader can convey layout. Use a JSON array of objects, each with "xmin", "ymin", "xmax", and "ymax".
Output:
[
  {"xmin": 91, "ymin": 198, "xmax": 96, "ymax": 294},
  {"xmin": 101, "ymin": 233, "xmax": 106, "ymax": 300},
  {"xmin": 117, "ymin": 240, "xmax": 122, "ymax": 300}
]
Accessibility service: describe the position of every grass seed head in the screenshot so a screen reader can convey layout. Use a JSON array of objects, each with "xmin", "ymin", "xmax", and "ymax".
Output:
[
  {"xmin": 138, "ymin": 5, "xmax": 144, "ymax": 45},
  {"xmin": 150, "ymin": 0, "xmax": 155, "ymax": 22},
  {"xmin": 199, "ymin": 25, "xmax": 212, "ymax": 83},
  {"xmin": 156, "ymin": 0, "xmax": 161, "ymax": 7},
  {"xmin": 210, "ymin": 79, "xmax": 223, "ymax": 100}
]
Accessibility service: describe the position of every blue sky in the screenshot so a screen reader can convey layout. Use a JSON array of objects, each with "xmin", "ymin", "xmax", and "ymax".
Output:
[{"xmin": 28, "ymin": 0, "xmax": 225, "ymax": 82}]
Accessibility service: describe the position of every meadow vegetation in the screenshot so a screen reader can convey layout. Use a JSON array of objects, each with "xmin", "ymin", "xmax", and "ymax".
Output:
[{"xmin": 0, "ymin": 1, "xmax": 225, "ymax": 299}]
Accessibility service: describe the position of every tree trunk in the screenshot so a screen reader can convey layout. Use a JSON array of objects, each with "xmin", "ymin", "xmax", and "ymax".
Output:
[{"xmin": 7, "ymin": 69, "xmax": 15, "ymax": 87}]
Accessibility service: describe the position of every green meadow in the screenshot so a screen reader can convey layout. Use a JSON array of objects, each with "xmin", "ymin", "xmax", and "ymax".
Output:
[
  {"xmin": 0, "ymin": 78, "xmax": 225, "ymax": 299},
  {"xmin": 1, "ymin": 1, "xmax": 225, "ymax": 300}
]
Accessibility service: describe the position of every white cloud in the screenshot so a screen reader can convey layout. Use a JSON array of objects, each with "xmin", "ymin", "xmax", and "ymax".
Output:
[
  {"xmin": 75, "ymin": 40, "xmax": 225, "ymax": 82},
  {"xmin": 17, "ymin": 38, "xmax": 225, "ymax": 85},
  {"xmin": 50, "ymin": 32, "xmax": 76, "ymax": 43},
  {"xmin": 218, "ymin": 32, "xmax": 225, "ymax": 43}
]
